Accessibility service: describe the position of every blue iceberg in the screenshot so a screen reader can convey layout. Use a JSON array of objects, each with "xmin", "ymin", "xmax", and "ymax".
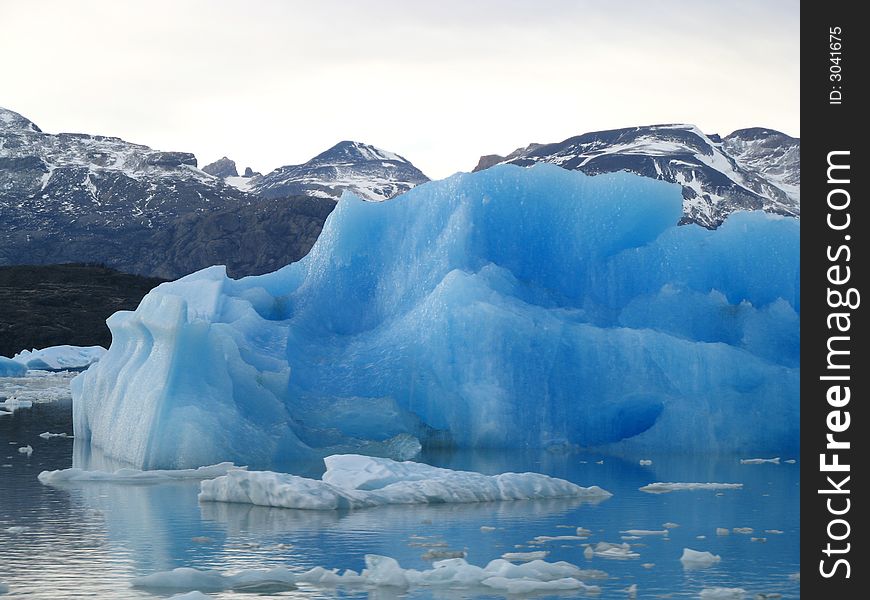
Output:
[{"xmin": 73, "ymin": 165, "xmax": 799, "ymax": 468}]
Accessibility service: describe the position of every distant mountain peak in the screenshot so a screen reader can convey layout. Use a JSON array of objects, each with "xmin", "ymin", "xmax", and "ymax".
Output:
[
  {"xmin": 202, "ymin": 156, "xmax": 239, "ymax": 179},
  {"xmin": 0, "ymin": 107, "xmax": 42, "ymax": 133},
  {"xmin": 314, "ymin": 140, "xmax": 412, "ymax": 165},
  {"xmin": 249, "ymin": 140, "xmax": 428, "ymax": 202}
]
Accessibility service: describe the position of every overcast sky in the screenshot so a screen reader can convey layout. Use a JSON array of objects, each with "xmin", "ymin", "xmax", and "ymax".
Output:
[{"xmin": 2, "ymin": 0, "xmax": 799, "ymax": 179}]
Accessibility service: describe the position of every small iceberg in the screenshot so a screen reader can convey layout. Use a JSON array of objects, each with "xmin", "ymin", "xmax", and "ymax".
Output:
[
  {"xmin": 680, "ymin": 548, "xmax": 721, "ymax": 569},
  {"xmin": 198, "ymin": 454, "xmax": 611, "ymax": 510},
  {"xmin": 12, "ymin": 345, "xmax": 106, "ymax": 372},
  {"xmin": 38, "ymin": 462, "xmax": 243, "ymax": 485},
  {"xmin": 640, "ymin": 482, "xmax": 743, "ymax": 494}
]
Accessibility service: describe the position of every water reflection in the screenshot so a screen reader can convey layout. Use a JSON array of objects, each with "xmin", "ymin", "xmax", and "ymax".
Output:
[{"xmin": 2, "ymin": 399, "xmax": 800, "ymax": 599}]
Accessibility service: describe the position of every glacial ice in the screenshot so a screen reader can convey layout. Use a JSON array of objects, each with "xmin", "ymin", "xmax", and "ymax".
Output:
[
  {"xmin": 12, "ymin": 345, "xmax": 106, "ymax": 372},
  {"xmin": 680, "ymin": 548, "xmax": 721, "ymax": 568},
  {"xmin": 198, "ymin": 454, "xmax": 610, "ymax": 510},
  {"xmin": 0, "ymin": 357, "xmax": 26, "ymax": 377},
  {"xmin": 133, "ymin": 554, "xmax": 603, "ymax": 594},
  {"xmin": 72, "ymin": 164, "xmax": 800, "ymax": 468}
]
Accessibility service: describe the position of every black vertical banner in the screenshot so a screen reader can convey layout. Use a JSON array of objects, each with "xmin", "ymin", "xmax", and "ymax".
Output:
[{"xmin": 802, "ymin": 2, "xmax": 867, "ymax": 596}]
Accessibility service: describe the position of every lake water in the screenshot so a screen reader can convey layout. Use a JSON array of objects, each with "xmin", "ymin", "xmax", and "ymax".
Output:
[{"xmin": 1, "ymin": 374, "xmax": 800, "ymax": 599}]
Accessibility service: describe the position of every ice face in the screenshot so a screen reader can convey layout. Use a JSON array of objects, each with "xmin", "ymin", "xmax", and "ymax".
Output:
[
  {"xmin": 0, "ymin": 357, "xmax": 26, "ymax": 377},
  {"xmin": 72, "ymin": 164, "xmax": 799, "ymax": 469}
]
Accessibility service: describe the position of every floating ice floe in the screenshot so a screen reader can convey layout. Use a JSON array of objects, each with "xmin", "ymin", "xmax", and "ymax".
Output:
[
  {"xmin": 732, "ymin": 527, "xmax": 753, "ymax": 534},
  {"xmin": 38, "ymin": 462, "xmax": 243, "ymax": 485},
  {"xmin": 5, "ymin": 526, "xmax": 26, "ymax": 534},
  {"xmin": 590, "ymin": 542, "xmax": 640, "ymax": 559},
  {"xmin": 18, "ymin": 445, "xmax": 32, "ymax": 456},
  {"xmin": 699, "ymin": 587, "xmax": 746, "ymax": 599},
  {"xmin": 740, "ymin": 457, "xmax": 780, "ymax": 465},
  {"xmin": 38, "ymin": 432, "xmax": 72, "ymax": 439},
  {"xmin": 198, "ymin": 454, "xmax": 611, "ymax": 510},
  {"xmin": 167, "ymin": 593, "xmax": 214, "ymax": 600},
  {"xmin": 680, "ymin": 548, "xmax": 721, "ymax": 568},
  {"xmin": 621, "ymin": 529, "xmax": 668, "ymax": 536},
  {"xmin": 531, "ymin": 535, "xmax": 587, "ymax": 543},
  {"xmin": 716, "ymin": 528, "xmax": 730, "ymax": 535},
  {"xmin": 480, "ymin": 526, "xmax": 496, "ymax": 532},
  {"xmin": 663, "ymin": 522, "xmax": 680, "ymax": 529},
  {"xmin": 3, "ymin": 397, "xmax": 32, "ymax": 410},
  {"xmin": 132, "ymin": 554, "xmax": 604, "ymax": 594},
  {"xmin": 639, "ymin": 459, "xmax": 653, "ymax": 465},
  {"xmin": 640, "ymin": 482, "xmax": 743, "ymax": 494},
  {"xmin": 502, "ymin": 551, "xmax": 548, "ymax": 562}
]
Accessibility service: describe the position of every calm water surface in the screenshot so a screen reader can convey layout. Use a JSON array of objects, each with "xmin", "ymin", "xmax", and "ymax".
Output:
[{"xmin": 0, "ymin": 377, "xmax": 799, "ymax": 599}]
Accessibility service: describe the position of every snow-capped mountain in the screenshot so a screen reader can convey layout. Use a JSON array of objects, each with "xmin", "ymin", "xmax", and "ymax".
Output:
[
  {"xmin": 246, "ymin": 141, "xmax": 430, "ymax": 201},
  {"xmin": 1, "ymin": 107, "xmax": 433, "ymax": 278},
  {"xmin": 474, "ymin": 124, "xmax": 800, "ymax": 228},
  {"xmin": 0, "ymin": 107, "xmax": 332, "ymax": 277},
  {"xmin": 0, "ymin": 107, "xmax": 250, "ymax": 232}
]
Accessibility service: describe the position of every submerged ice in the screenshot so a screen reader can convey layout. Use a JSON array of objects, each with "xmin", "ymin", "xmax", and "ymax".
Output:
[{"xmin": 73, "ymin": 164, "xmax": 799, "ymax": 468}]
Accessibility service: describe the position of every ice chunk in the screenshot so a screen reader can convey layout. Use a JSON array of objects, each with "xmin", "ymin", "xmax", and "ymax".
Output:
[
  {"xmin": 591, "ymin": 542, "xmax": 640, "ymax": 559},
  {"xmin": 73, "ymin": 165, "xmax": 799, "ymax": 468},
  {"xmin": 12, "ymin": 345, "xmax": 106, "ymax": 372},
  {"xmin": 0, "ymin": 357, "xmax": 26, "ymax": 377},
  {"xmin": 716, "ymin": 528, "xmax": 730, "ymax": 536},
  {"xmin": 38, "ymin": 462, "xmax": 243, "ymax": 485},
  {"xmin": 640, "ymin": 482, "xmax": 743, "ymax": 494},
  {"xmin": 18, "ymin": 445, "xmax": 33, "ymax": 456},
  {"xmin": 532, "ymin": 535, "xmax": 586, "ymax": 543},
  {"xmin": 39, "ymin": 432, "xmax": 72, "ymax": 439},
  {"xmin": 733, "ymin": 527, "xmax": 754, "ymax": 534},
  {"xmin": 134, "ymin": 555, "xmax": 601, "ymax": 594},
  {"xmin": 740, "ymin": 457, "xmax": 780, "ymax": 464},
  {"xmin": 480, "ymin": 526, "xmax": 496, "ymax": 532},
  {"xmin": 621, "ymin": 529, "xmax": 668, "ymax": 536},
  {"xmin": 502, "ymin": 551, "xmax": 549, "ymax": 561},
  {"xmin": 700, "ymin": 587, "xmax": 746, "ymax": 599},
  {"xmin": 199, "ymin": 454, "xmax": 610, "ymax": 510},
  {"xmin": 663, "ymin": 522, "xmax": 680, "ymax": 529},
  {"xmin": 639, "ymin": 459, "xmax": 653, "ymax": 465},
  {"xmin": 2, "ymin": 397, "xmax": 32, "ymax": 410},
  {"xmin": 168, "ymin": 593, "xmax": 214, "ymax": 600},
  {"xmin": 679, "ymin": 548, "xmax": 721, "ymax": 568}
]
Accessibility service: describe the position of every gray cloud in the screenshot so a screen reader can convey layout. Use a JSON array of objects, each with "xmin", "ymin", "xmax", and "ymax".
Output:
[{"xmin": 1, "ymin": 0, "xmax": 798, "ymax": 178}]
